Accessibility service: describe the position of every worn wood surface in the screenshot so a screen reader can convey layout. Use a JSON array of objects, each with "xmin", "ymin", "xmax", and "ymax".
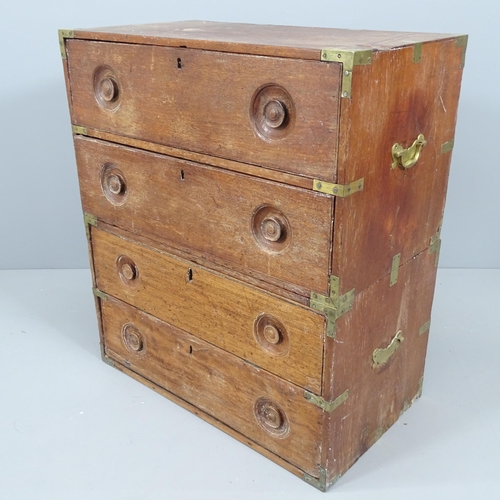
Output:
[
  {"xmin": 322, "ymin": 248, "xmax": 438, "ymax": 483},
  {"xmin": 73, "ymin": 21, "xmax": 459, "ymax": 61},
  {"xmin": 101, "ymin": 295, "xmax": 323, "ymax": 475},
  {"xmin": 91, "ymin": 226, "xmax": 326, "ymax": 393},
  {"xmin": 96, "ymin": 220, "xmax": 310, "ymax": 306},
  {"xmin": 332, "ymin": 38, "xmax": 465, "ymax": 297},
  {"xmin": 67, "ymin": 39, "xmax": 341, "ymax": 180},
  {"xmin": 80, "ymin": 128, "xmax": 315, "ymax": 190},
  {"xmin": 61, "ymin": 24, "xmax": 467, "ymax": 491},
  {"xmin": 76, "ymin": 136, "xmax": 334, "ymax": 297},
  {"xmin": 108, "ymin": 357, "xmax": 314, "ymax": 482}
]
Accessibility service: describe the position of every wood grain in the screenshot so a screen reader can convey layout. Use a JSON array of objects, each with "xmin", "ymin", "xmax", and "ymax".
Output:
[
  {"xmin": 332, "ymin": 38, "xmax": 465, "ymax": 296},
  {"xmin": 101, "ymin": 295, "xmax": 323, "ymax": 476},
  {"xmin": 96, "ymin": 220, "xmax": 311, "ymax": 306},
  {"xmin": 75, "ymin": 136, "xmax": 334, "ymax": 297},
  {"xmin": 82, "ymin": 128, "xmax": 315, "ymax": 190},
  {"xmin": 91, "ymin": 226, "xmax": 326, "ymax": 393},
  {"xmin": 60, "ymin": 25, "xmax": 467, "ymax": 491},
  {"xmin": 67, "ymin": 39, "xmax": 341, "ymax": 180},
  {"xmin": 322, "ymin": 248, "xmax": 438, "ymax": 483},
  {"xmin": 108, "ymin": 358, "xmax": 316, "ymax": 482},
  {"xmin": 73, "ymin": 21, "xmax": 459, "ymax": 61}
]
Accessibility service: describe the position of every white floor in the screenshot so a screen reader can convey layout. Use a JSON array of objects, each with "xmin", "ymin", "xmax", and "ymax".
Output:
[{"xmin": 0, "ymin": 268, "xmax": 499, "ymax": 499}]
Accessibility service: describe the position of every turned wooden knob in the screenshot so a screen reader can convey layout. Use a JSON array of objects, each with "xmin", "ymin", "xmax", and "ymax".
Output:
[
  {"xmin": 254, "ymin": 314, "xmax": 288, "ymax": 356},
  {"xmin": 260, "ymin": 216, "xmax": 284, "ymax": 242},
  {"xmin": 261, "ymin": 402, "xmax": 283, "ymax": 429},
  {"xmin": 263, "ymin": 100, "xmax": 286, "ymax": 129},
  {"xmin": 107, "ymin": 173, "xmax": 124, "ymax": 195},
  {"xmin": 98, "ymin": 77, "xmax": 119, "ymax": 102},
  {"xmin": 121, "ymin": 262, "xmax": 136, "ymax": 281},
  {"xmin": 123, "ymin": 325, "xmax": 144, "ymax": 353},
  {"xmin": 255, "ymin": 397, "xmax": 288, "ymax": 436},
  {"xmin": 117, "ymin": 255, "xmax": 138, "ymax": 283},
  {"xmin": 101, "ymin": 165, "xmax": 127, "ymax": 205},
  {"xmin": 251, "ymin": 85, "xmax": 294, "ymax": 141},
  {"xmin": 263, "ymin": 324, "xmax": 281, "ymax": 345}
]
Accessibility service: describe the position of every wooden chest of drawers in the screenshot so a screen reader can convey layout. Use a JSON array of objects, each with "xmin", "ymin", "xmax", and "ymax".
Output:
[{"xmin": 59, "ymin": 21, "xmax": 466, "ymax": 491}]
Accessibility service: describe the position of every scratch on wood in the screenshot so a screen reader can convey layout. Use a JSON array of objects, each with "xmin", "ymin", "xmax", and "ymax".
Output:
[{"xmin": 439, "ymin": 95, "xmax": 447, "ymax": 113}]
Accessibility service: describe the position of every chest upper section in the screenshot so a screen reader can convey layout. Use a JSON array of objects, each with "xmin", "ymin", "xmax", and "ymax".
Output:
[{"xmin": 65, "ymin": 39, "xmax": 342, "ymax": 180}]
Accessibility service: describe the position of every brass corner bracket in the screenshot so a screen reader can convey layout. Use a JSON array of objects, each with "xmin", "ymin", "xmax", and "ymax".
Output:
[
  {"xmin": 304, "ymin": 389, "xmax": 349, "ymax": 413},
  {"xmin": 303, "ymin": 466, "xmax": 328, "ymax": 492},
  {"xmin": 310, "ymin": 276, "xmax": 355, "ymax": 338},
  {"xmin": 102, "ymin": 354, "xmax": 115, "ymax": 367},
  {"xmin": 303, "ymin": 466, "xmax": 341, "ymax": 492},
  {"xmin": 72, "ymin": 125, "xmax": 88, "ymax": 136},
  {"xmin": 413, "ymin": 43, "xmax": 423, "ymax": 64},
  {"xmin": 313, "ymin": 178, "xmax": 364, "ymax": 197},
  {"xmin": 455, "ymin": 35, "xmax": 468, "ymax": 69},
  {"xmin": 419, "ymin": 320, "xmax": 431, "ymax": 336},
  {"xmin": 390, "ymin": 253, "xmax": 402, "ymax": 287},
  {"xmin": 441, "ymin": 139, "xmax": 454, "ymax": 155},
  {"xmin": 429, "ymin": 236, "xmax": 442, "ymax": 267},
  {"xmin": 320, "ymin": 48, "xmax": 373, "ymax": 99},
  {"xmin": 83, "ymin": 212, "xmax": 97, "ymax": 239},
  {"xmin": 58, "ymin": 29, "xmax": 74, "ymax": 59},
  {"xmin": 93, "ymin": 288, "xmax": 108, "ymax": 301}
]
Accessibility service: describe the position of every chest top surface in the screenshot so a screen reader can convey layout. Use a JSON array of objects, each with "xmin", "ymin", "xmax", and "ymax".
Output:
[{"xmin": 70, "ymin": 20, "xmax": 461, "ymax": 60}]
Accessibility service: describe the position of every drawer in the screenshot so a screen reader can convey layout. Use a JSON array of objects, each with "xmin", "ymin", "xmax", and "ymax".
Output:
[
  {"xmin": 76, "ymin": 136, "xmax": 333, "ymax": 297},
  {"xmin": 91, "ymin": 226, "xmax": 326, "ymax": 393},
  {"xmin": 66, "ymin": 39, "xmax": 341, "ymax": 180},
  {"xmin": 101, "ymin": 296, "xmax": 323, "ymax": 476}
]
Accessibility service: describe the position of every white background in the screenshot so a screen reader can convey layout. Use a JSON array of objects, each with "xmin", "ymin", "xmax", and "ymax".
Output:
[{"xmin": 0, "ymin": 0, "xmax": 498, "ymax": 269}]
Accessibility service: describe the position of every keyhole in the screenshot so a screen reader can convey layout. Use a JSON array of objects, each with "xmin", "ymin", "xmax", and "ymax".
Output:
[
  {"xmin": 189, "ymin": 345, "xmax": 193, "ymax": 354},
  {"xmin": 187, "ymin": 268, "xmax": 193, "ymax": 282},
  {"xmin": 180, "ymin": 170, "xmax": 185, "ymax": 180},
  {"xmin": 177, "ymin": 58, "xmax": 182, "ymax": 69}
]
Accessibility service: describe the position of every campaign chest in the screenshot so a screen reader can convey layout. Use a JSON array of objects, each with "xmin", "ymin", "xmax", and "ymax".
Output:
[{"xmin": 59, "ymin": 21, "xmax": 467, "ymax": 491}]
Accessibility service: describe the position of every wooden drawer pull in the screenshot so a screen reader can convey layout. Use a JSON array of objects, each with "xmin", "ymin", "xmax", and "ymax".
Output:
[
  {"xmin": 93, "ymin": 66, "xmax": 121, "ymax": 110},
  {"xmin": 117, "ymin": 255, "xmax": 139, "ymax": 284},
  {"xmin": 122, "ymin": 324, "xmax": 145, "ymax": 354},
  {"xmin": 101, "ymin": 164, "xmax": 127, "ymax": 205},
  {"xmin": 251, "ymin": 85, "xmax": 294, "ymax": 141},
  {"xmin": 263, "ymin": 100, "xmax": 286, "ymax": 129},
  {"xmin": 260, "ymin": 215, "xmax": 285, "ymax": 242},
  {"xmin": 255, "ymin": 398, "xmax": 289, "ymax": 437},
  {"xmin": 98, "ymin": 77, "xmax": 119, "ymax": 102},
  {"xmin": 254, "ymin": 314, "xmax": 289, "ymax": 356},
  {"xmin": 252, "ymin": 205, "xmax": 291, "ymax": 252}
]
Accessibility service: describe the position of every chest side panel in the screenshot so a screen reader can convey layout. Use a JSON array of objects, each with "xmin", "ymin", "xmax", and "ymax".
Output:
[
  {"xmin": 322, "ymin": 248, "xmax": 438, "ymax": 482},
  {"xmin": 332, "ymin": 38, "xmax": 465, "ymax": 294},
  {"xmin": 66, "ymin": 39, "xmax": 341, "ymax": 180}
]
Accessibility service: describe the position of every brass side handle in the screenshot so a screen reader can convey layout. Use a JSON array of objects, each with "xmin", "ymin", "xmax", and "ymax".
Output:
[
  {"xmin": 372, "ymin": 330, "xmax": 404, "ymax": 368},
  {"xmin": 391, "ymin": 134, "xmax": 427, "ymax": 169}
]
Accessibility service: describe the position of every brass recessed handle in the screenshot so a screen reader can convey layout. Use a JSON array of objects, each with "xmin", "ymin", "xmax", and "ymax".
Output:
[
  {"xmin": 372, "ymin": 330, "xmax": 404, "ymax": 368},
  {"xmin": 391, "ymin": 134, "xmax": 427, "ymax": 169}
]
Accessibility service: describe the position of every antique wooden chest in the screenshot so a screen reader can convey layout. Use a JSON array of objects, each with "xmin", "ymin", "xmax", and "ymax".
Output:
[{"xmin": 59, "ymin": 21, "xmax": 467, "ymax": 491}]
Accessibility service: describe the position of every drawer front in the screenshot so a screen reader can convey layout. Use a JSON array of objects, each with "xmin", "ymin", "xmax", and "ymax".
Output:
[
  {"xmin": 91, "ymin": 227, "xmax": 325, "ymax": 393},
  {"xmin": 67, "ymin": 39, "xmax": 341, "ymax": 180},
  {"xmin": 76, "ymin": 136, "xmax": 333, "ymax": 297},
  {"xmin": 101, "ymin": 297, "xmax": 323, "ymax": 475}
]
